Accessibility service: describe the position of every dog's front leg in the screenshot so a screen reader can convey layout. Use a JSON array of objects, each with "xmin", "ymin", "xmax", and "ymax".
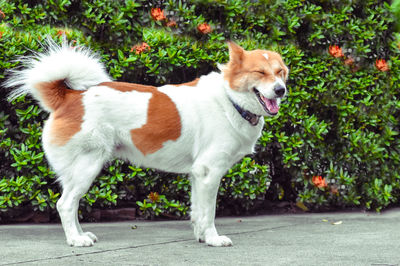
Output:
[{"xmin": 190, "ymin": 163, "xmax": 233, "ymax": 247}]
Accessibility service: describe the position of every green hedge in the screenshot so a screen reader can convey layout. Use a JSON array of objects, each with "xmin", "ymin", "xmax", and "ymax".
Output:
[{"xmin": 0, "ymin": 0, "xmax": 399, "ymax": 222}]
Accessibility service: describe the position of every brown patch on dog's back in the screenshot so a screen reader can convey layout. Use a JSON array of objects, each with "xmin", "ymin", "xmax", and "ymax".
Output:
[
  {"xmin": 99, "ymin": 82, "xmax": 157, "ymax": 93},
  {"xmin": 100, "ymin": 82, "xmax": 182, "ymax": 155},
  {"xmin": 36, "ymin": 80, "xmax": 85, "ymax": 146}
]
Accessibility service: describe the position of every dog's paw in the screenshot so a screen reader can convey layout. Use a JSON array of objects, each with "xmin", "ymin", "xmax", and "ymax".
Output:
[
  {"xmin": 192, "ymin": 224, "xmax": 205, "ymax": 243},
  {"xmin": 67, "ymin": 234, "xmax": 96, "ymax": 247},
  {"xmin": 205, "ymin": 235, "xmax": 233, "ymax": 247},
  {"xmin": 83, "ymin": 231, "xmax": 98, "ymax": 242}
]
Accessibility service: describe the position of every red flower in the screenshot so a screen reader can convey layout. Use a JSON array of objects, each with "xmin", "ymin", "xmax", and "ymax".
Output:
[
  {"xmin": 148, "ymin": 192, "xmax": 160, "ymax": 202},
  {"xmin": 130, "ymin": 42, "xmax": 151, "ymax": 54},
  {"xmin": 0, "ymin": 10, "xmax": 5, "ymax": 20},
  {"xmin": 375, "ymin": 59, "xmax": 389, "ymax": 72},
  {"xmin": 197, "ymin": 23, "xmax": 212, "ymax": 34},
  {"xmin": 150, "ymin": 8, "xmax": 166, "ymax": 21},
  {"xmin": 312, "ymin": 176, "xmax": 327, "ymax": 188},
  {"xmin": 56, "ymin": 30, "xmax": 65, "ymax": 37},
  {"xmin": 329, "ymin": 45, "xmax": 344, "ymax": 58}
]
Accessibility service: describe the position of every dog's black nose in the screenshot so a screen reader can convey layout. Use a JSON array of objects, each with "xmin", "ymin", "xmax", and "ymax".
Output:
[{"xmin": 274, "ymin": 84, "xmax": 286, "ymax": 97}]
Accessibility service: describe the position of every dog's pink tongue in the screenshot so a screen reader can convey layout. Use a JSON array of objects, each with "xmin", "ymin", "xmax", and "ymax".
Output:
[{"xmin": 265, "ymin": 98, "xmax": 279, "ymax": 114}]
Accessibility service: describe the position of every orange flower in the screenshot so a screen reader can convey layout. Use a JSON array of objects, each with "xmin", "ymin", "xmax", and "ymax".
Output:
[
  {"xmin": 330, "ymin": 185, "xmax": 339, "ymax": 194},
  {"xmin": 166, "ymin": 20, "xmax": 177, "ymax": 27},
  {"xmin": 375, "ymin": 59, "xmax": 389, "ymax": 72},
  {"xmin": 344, "ymin": 56, "xmax": 354, "ymax": 66},
  {"xmin": 130, "ymin": 42, "xmax": 150, "ymax": 54},
  {"xmin": 0, "ymin": 31, "xmax": 3, "ymax": 39},
  {"xmin": 329, "ymin": 45, "xmax": 344, "ymax": 58},
  {"xmin": 141, "ymin": 42, "xmax": 150, "ymax": 51},
  {"xmin": 312, "ymin": 176, "xmax": 327, "ymax": 188},
  {"xmin": 148, "ymin": 192, "xmax": 160, "ymax": 202},
  {"xmin": 197, "ymin": 23, "xmax": 212, "ymax": 34},
  {"xmin": 150, "ymin": 8, "xmax": 166, "ymax": 21},
  {"xmin": 0, "ymin": 10, "xmax": 5, "ymax": 20},
  {"xmin": 69, "ymin": 40, "xmax": 78, "ymax": 50}
]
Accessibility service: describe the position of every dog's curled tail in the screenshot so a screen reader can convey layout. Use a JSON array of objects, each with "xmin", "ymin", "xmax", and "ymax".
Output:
[{"xmin": 4, "ymin": 38, "xmax": 111, "ymax": 112}]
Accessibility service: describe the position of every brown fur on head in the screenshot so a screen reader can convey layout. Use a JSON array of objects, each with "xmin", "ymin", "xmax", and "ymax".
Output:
[{"xmin": 223, "ymin": 42, "xmax": 288, "ymax": 92}]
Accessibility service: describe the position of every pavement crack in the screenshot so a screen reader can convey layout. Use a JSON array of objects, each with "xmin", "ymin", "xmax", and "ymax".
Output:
[
  {"xmin": 3, "ymin": 238, "xmax": 194, "ymax": 265},
  {"xmin": 225, "ymin": 221, "xmax": 319, "ymax": 237},
  {"xmin": 3, "ymin": 220, "xmax": 318, "ymax": 265}
]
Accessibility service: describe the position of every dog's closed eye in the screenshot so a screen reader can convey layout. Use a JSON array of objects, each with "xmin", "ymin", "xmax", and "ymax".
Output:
[{"xmin": 253, "ymin": 70, "xmax": 265, "ymax": 75}]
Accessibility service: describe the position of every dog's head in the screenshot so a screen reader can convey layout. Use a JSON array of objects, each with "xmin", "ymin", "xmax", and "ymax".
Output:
[{"xmin": 222, "ymin": 42, "xmax": 289, "ymax": 117}]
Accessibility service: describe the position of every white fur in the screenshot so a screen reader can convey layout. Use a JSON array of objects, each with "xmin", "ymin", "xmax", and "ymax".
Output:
[
  {"xmin": 257, "ymin": 77, "xmax": 286, "ymax": 101},
  {"xmin": 5, "ymin": 38, "xmax": 111, "ymax": 112},
  {"xmin": 6, "ymin": 40, "xmax": 286, "ymax": 248}
]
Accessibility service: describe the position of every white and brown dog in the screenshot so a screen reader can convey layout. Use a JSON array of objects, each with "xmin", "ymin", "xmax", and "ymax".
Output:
[{"xmin": 6, "ymin": 39, "xmax": 288, "ymax": 247}]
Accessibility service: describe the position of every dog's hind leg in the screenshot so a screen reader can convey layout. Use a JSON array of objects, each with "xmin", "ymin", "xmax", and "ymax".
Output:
[{"xmin": 55, "ymin": 152, "xmax": 104, "ymax": 247}]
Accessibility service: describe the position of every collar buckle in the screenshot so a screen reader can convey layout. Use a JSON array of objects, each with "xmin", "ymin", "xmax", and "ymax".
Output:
[{"xmin": 230, "ymin": 99, "xmax": 261, "ymax": 126}]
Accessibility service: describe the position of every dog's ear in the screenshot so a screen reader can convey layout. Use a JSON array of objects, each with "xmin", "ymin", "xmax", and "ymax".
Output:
[{"xmin": 227, "ymin": 41, "xmax": 244, "ymax": 64}]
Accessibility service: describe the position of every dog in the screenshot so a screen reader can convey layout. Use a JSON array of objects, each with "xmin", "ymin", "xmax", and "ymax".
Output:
[{"xmin": 5, "ymin": 39, "xmax": 288, "ymax": 247}]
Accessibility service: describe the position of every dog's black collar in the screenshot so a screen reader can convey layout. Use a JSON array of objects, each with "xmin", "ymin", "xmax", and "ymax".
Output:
[{"xmin": 229, "ymin": 98, "xmax": 261, "ymax": 126}]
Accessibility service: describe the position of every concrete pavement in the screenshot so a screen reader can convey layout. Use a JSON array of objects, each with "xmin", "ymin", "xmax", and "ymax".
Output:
[{"xmin": 1, "ymin": 209, "xmax": 400, "ymax": 265}]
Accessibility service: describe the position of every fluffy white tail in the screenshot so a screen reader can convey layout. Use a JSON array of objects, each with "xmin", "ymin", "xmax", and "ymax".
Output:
[{"xmin": 4, "ymin": 38, "xmax": 111, "ymax": 112}]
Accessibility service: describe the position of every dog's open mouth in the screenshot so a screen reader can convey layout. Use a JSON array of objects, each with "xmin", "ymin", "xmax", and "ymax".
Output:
[{"xmin": 254, "ymin": 88, "xmax": 279, "ymax": 116}]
